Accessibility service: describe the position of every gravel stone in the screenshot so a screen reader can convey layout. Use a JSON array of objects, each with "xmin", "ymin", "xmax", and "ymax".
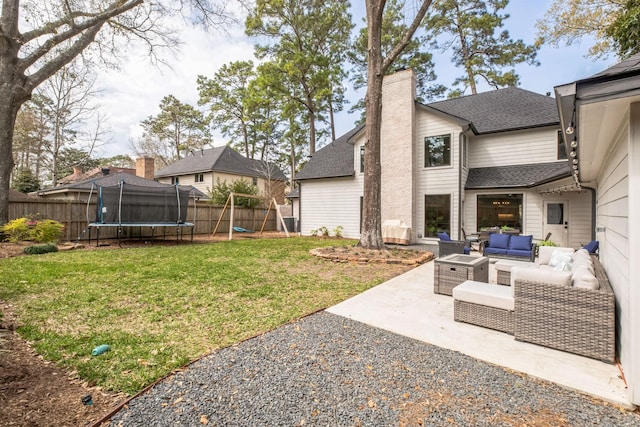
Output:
[{"xmin": 108, "ymin": 311, "xmax": 640, "ymax": 426}]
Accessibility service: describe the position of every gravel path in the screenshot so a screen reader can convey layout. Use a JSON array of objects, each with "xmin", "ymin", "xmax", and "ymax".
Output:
[{"xmin": 108, "ymin": 311, "xmax": 639, "ymax": 426}]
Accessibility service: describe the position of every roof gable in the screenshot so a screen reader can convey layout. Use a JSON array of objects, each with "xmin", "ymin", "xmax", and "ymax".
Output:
[
  {"xmin": 155, "ymin": 146, "xmax": 286, "ymax": 181},
  {"xmin": 427, "ymin": 87, "xmax": 559, "ymax": 134}
]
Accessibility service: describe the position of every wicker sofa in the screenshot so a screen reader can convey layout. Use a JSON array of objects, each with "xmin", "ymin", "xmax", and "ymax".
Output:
[
  {"xmin": 512, "ymin": 254, "xmax": 615, "ymax": 363},
  {"xmin": 453, "ymin": 250, "xmax": 615, "ymax": 363}
]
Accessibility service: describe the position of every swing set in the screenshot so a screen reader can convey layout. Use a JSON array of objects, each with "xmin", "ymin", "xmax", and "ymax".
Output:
[{"xmin": 212, "ymin": 192, "xmax": 291, "ymax": 240}]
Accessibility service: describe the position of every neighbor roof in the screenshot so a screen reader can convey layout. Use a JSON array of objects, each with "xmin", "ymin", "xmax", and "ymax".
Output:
[
  {"xmin": 155, "ymin": 146, "xmax": 287, "ymax": 181},
  {"xmin": 427, "ymin": 87, "xmax": 559, "ymax": 134},
  {"xmin": 37, "ymin": 172, "xmax": 207, "ymax": 198},
  {"xmin": 465, "ymin": 162, "xmax": 571, "ymax": 189}
]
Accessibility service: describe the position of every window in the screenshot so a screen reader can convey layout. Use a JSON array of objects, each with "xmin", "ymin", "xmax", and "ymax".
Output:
[
  {"xmin": 424, "ymin": 194, "xmax": 450, "ymax": 237},
  {"xmin": 557, "ymin": 131, "xmax": 567, "ymax": 160},
  {"xmin": 252, "ymin": 176, "xmax": 258, "ymax": 186},
  {"xmin": 425, "ymin": 134, "xmax": 451, "ymax": 167},
  {"xmin": 171, "ymin": 176, "xmax": 180, "ymax": 185},
  {"xmin": 360, "ymin": 146, "xmax": 365, "ymax": 173},
  {"xmin": 194, "ymin": 173, "xmax": 204, "ymax": 183},
  {"xmin": 476, "ymin": 194, "xmax": 523, "ymax": 229}
]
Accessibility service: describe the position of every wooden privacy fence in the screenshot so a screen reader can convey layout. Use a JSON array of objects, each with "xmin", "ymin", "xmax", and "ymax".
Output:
[{"xmin": 8, "ymin": 199, "xmax": 278, "ymax": 241}]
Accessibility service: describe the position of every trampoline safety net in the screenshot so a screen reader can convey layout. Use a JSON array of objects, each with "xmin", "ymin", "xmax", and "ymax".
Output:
[{"xmin": 94, "ymin": 182, "xmax": 191, "ymax": 224}]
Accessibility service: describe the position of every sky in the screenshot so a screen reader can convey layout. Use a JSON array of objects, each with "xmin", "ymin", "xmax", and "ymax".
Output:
[{"xmin": 91, "ymin": 0, "xmax": 615, "ymax": 158}]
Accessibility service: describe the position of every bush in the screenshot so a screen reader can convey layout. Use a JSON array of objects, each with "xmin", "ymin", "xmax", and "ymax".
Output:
[
  {"xmin": 1, "ymin": 215, "xmax": 64, "ymax": 243},
  {"xmin": 24, "ymin": 243, "xmax": 59, "ymax": 255},
  {"xmin": 209, "ymin": 178, "xmax": 261, "ymax": 208}
]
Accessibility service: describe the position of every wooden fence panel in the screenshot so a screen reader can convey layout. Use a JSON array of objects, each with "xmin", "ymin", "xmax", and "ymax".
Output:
[{"xmin": 7, "ymin": 199, "xmax": 278, "ymax": 241}]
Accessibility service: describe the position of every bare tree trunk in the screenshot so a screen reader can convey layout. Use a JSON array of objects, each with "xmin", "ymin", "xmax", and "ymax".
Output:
[
  {"xmin": 359, "ymin": 0, "xmax": 432, "ymax": 250},
  {"xmin": 359, "ymin": 1, "xmax": 386, "ymax": 250},
  {"xmin": 0, "ymin": 96, "xmax": 22, "ymax": 225}
]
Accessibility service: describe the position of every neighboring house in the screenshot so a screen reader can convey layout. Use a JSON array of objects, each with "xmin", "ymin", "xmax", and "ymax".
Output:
[
  {"xmin": 296, "ymin": 69, "xmax": 592, "ymax": 250},
  {"xmin": 555, "ymin": 53, "xmax": 640, "ymax": 405},
  {"xmin": 36, "ymin": 170, "xmax": 206, "ymax": 202},
  {"xmin": 57, "ymin": 165, "xmax": 136, "ymax": 185},
  {"xmin": 155, "ymin": 146, "xmax": 287, "ymax": 204}
]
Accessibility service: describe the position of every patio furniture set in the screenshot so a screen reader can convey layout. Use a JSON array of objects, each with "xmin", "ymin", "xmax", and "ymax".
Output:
[{"xmin": 434, "ymin": 244, "xmax": 616, "ymax": 363}]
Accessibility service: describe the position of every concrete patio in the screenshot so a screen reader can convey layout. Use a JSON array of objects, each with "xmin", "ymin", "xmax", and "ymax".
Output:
[{"xmin": 327, "ymin": 258, "xmax": 634, "ymax": 409}]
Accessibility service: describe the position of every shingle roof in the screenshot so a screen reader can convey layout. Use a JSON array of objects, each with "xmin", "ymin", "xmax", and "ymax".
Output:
[
  {"xmin": 295, "ymin": 125, "xmax": 364, "ymax": 181},
  {"xmin": 286, "ymin": 187, "xmax": 299, "ymax": 198},
  {"xmin": 465, "ymin": 162, "xmax": 571, "ymax": 189},
  {"xmin": 38, "ymin": 172, "xmax": 207, "ymax": 198},
  {"xmin": 427, "ymin": 87, "xmax": 559, "ymax": 134},
  {"xmin": 155, "ymin": 146, "xmax": 287, "ymax": 181},
  {"xmin": 588, "ymin": 53, "xmax": 640, "ymax": 79}
]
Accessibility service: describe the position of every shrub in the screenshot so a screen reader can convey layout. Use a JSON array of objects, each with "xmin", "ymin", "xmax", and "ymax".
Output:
[
  {"xmin": 24, "ymin": 243, "xmax": 59, "ymax": 255},
  {"xmin": 1, "ymin": 215, "xmax": 64, "ymax": 243},
  {"xmin": 1, "ymin": 217, "xmax": 30, "ymax": 242},
  {"xmin": 209, "ymin": 178, "xmax": 260, "ymax": 208},
  {"xmin": 319, "ymin": 226, "xmax": 329, "ymax": 237},
  {"xmin": 333, "ymin": 225, "xmax": 343, "ymax": 238},
  {"xmin": 538, "ymin": 240, "xmax": 557, "ymax": 247}
]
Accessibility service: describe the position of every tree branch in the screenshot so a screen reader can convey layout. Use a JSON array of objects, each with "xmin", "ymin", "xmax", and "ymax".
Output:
[{"xmin": 382, "ymin": 0, "xmax": 433, "ymax": 72}]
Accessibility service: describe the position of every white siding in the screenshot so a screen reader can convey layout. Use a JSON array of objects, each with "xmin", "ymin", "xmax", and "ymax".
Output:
[
  {"xmin": 463, "ymin": 183, "xmax": 592, "ymax": 245},
  {"xmin": 299, "ymin": 177, "xmax": 362, "ymax": 239},
  {"xmin": 470, "ymin": 127, "xmax": 561, "ymax": 168},
  {"xmin": 415, "ymin": 109, "xmax": 463, "ymax": 241},
  {"xmin": 597, "ymin": 109, "xmax": 633, "ymax": 401},
  {"xmin": 628, "ymin": 102, "xmax": 640, "ymax": 405}
]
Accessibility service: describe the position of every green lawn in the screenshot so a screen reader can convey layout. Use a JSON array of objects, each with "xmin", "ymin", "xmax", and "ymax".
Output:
[{"xmin": 0, "ymin": 237, "xmax": 404, "ymax": 394}]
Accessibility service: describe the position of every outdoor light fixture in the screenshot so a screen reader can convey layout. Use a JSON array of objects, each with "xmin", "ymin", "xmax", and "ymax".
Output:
[
  {"xmin": 570, "ymin": 140, "xmax": 578, "ymax": 148},
  {"xmin": 566, "ymin": 123, "xmax": 575, "ymax": 135}
]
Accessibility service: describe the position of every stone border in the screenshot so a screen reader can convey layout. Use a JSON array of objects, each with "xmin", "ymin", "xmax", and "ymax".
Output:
[{"xmin": 309, "ymin": 248, "xmax": 434, "ymax": 265}]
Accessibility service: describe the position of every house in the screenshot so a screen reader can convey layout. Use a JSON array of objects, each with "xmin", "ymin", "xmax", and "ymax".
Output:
[
  {"xmin": 296, "ymin": 69, "xmax": 593, "ymax": 250},
  {"xmin": 57, "ymin": 165, "xmax": 136, "ymax": 185},
  {"xmin": 155, "ymin": 146, "xmax": 287, "ymax": 204},
  {"xmin": 555, "ymin": 53, "xmax": 640, "ymax": 406},
  {"xmin": 36, "ymin": 169, "xmax": 206, "ymax": 202}
]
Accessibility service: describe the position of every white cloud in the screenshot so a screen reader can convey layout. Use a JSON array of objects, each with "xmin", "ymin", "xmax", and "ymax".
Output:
[{"xmin": 94, "ymin": 24, "xmax": 255, "ymax": 157}]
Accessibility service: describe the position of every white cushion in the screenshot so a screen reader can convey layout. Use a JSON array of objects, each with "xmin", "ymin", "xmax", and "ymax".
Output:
[
  {"xmin": 572, "ymin": 267, "xmax": 600, "ymax": 290},
  {"xmin": 494, "ymin": 259, "xmax": 537, "ymax": 272},
  {"xmin": 572, "ymin": 257, "xmax": 594, "ymax": 275},
  {"xmin": 537, "ymin": 246, "xmax": 574, "ymax": 265},
  {"xmin": 511, "ymin": 266, "xmax": 572, "ymax": 290},
  {"xmin": 453, "ymin": 280, "xmax": 514, "ymax": 311}
]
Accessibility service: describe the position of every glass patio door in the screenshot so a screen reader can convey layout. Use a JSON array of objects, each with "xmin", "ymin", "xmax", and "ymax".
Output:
[{"xmin": 543, "ymin": 201, "xmax": 568, "ymax": 247}]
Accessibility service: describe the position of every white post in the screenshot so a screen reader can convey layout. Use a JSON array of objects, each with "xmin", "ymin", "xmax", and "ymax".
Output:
[
  {"xmin": 229, "ymin": 192, "xmax": 235, "ymax": 240},
  {"xmin": 273, "ymin": 198, "xmax": 289, "ymax": 237}
]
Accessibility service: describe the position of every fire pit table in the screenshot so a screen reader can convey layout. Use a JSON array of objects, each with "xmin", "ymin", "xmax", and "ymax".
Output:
[{"xmin": 434, "ymin": 254, "xmax": 489, "ymax": 296}]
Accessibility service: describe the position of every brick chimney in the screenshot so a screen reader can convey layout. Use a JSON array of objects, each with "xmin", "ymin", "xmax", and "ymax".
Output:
[
  {"xmin": 136, "ymin": 156, "xmax": 155, "ymax": 179},
  {"xmin": 380, "ymin": 68, "xmax": 416, "ymax": 234},
  {"xmin": 72, "ymin": 166, "xmax": 82, "ymax": 175}
]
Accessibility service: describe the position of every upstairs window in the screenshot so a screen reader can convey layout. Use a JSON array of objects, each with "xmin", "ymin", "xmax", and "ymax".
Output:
[
  {"xmin": 360, "ymin": 146, "xmax": 365, "ymax": 173},
  {"xmin": 425, "ymin": 134, "xmax": 451, "ymax": 167},
  {"xmin": 195, "ymin": 173, "xmax": 204, "ymax": 183},
  {"xmin": 252, "ymin": 176, "xmax": 258, "ymax": 186},
  {"xmin": 171, "ymin": 176, "xmax": 180, "ymax": 185}
]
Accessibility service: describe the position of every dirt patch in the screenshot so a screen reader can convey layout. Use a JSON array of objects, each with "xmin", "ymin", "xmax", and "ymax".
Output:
[
  {"xmin": 0, "ymin": 303, "xmax": 125, "ymax": 427},
  {"xmin": 310, "ymin": 245, "xmax": 434, "ymax": 265}
]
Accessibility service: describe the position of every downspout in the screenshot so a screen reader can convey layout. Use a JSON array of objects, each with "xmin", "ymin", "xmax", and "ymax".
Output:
[{"xmin": 458, "ymin": 126, "xmax": 471, "ymax": 240}]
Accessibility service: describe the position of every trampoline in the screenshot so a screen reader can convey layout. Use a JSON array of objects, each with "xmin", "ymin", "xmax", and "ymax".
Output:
[{"xmin": 85, "ymin": 180, "xmax": 196, "ymax": 246}]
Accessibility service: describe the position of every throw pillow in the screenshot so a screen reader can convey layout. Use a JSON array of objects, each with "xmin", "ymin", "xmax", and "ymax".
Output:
[
  {"xmin": 437, "ymin": 232, "xmax": 451, "ymax": 241},
  {"xmin": 583, "ymin": 240, "xmax": 599, "ymax": 254},
  {"xmin": 549, "ymin": 249, "xmax": 572, "ymax": 268},
  {"xmin": 538, "ymin": 246, "xmax": 574, "ymax": 265},
  {"xmin": 552, "ymin": 252, "xmax": 573, "ymax": 272},
  {"xmin": 508, "ymin": 235, "xmax": 533, "ymax": 251}
]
